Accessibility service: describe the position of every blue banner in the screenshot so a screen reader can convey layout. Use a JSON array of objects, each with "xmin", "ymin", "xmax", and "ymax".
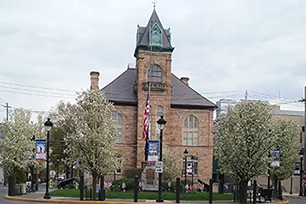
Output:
[
  {"xmin": 148, "ymin": 140, "xmax": 159, "ymax": 163},
  {"xmin": 271, "ymin": 149, "xmax": 280, "ymax": 168},
  {"xmin": 187, "ymin": 161, "xmax": 193, "ymax": 174},
  {"xmin": 36, "ymin": 140, "xmax": 46, "ymax": 161}
]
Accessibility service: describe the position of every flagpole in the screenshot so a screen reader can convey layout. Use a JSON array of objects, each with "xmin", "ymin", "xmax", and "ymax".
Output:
[{"xmin": 145, "ymin": 19, "xmax": 154, "ymax": 162}]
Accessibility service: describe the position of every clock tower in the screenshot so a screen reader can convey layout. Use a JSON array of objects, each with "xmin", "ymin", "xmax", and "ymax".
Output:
[{"xmin": 134, "ymin": 8, "xmax": 175, "ymax": 167}]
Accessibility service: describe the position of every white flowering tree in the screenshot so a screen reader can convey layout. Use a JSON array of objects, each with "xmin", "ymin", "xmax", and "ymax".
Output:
[
  {"xmin": 31, "ymin": 114, "xmax": 47, "ymax": 181},
  {"xmin": 0, "ymin": 108, "xmax": 33, "ymax": 181},
  {"xmin": 64, "ymin": 89, "xmax": 120, "ymax": 199},
  {"xmin": 214, "ymin": 101, "xmax": 276, "ymax": 203},
  {"xmin": 269, "ymin": 119, "xmax": 299, "ymax": 196},
  {"xmin": 162, "ymin": 145, "xmax": 180, "ymax": 180},
  {"xmin": 49, "ymin": 101, "xmax": 77, "ymax": 176}
]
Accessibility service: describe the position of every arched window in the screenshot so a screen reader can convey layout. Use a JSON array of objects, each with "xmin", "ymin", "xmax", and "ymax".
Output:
[
  {"xmin": 156, "ymin": 106, "xmax": 163, "ymax": 139},
  {"xmin": 148, "ymin": 65, "xmax": 162, "ymax": 83},
  {"xmin": 183, "ymin": 116, "xmax": 198, "ymax": 146},
  {"xmin": 111, "ymin": 112, "xmax": 122, "ymax": 143}
]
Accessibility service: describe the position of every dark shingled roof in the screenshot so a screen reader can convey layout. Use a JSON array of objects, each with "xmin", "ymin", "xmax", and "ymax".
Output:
[{"xmin": 101, "ymin": 68, "xmax": 216, "ymax": 109}]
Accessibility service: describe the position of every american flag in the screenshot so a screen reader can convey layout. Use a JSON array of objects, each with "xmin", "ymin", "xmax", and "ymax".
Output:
[{"xmin": 142, "ymin": 91, "xmax": 150, "ymax": 140}]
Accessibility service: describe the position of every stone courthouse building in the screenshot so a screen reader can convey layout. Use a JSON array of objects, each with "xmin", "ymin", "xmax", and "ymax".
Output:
[{"xmin": 90, "ymin": 9, "xmax": 216, "ymax": 182}]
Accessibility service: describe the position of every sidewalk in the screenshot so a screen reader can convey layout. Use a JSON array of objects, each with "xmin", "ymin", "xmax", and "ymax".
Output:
[{"xmin": 4, "ymin": 188, "xmax": 292, "ymax": 204}]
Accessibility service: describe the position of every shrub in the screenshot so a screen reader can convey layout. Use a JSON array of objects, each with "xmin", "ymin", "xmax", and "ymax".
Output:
[
  {"xmin": 110, "ymin": 178, "xmax": 134, "ymax": 192},
  {"xmin": 162, "ymin": 180, "xmax": 184, "ymax": 193},
  {"xmin": 16, "ymin": 169, "xmax": 27, "ymax": 184}
]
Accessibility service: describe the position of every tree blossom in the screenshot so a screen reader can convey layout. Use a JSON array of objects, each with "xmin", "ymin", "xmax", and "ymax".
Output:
[
  {"xmin": 214, "ymin": 101, "xmax": 276, "ymax": 203},
  {"xmin": 0, "ymin": 108, "xmax": 34, "ymax": 177},
  {"xmin": 64, "ymin": 89, "xmax": 120, "ymax": 200}
]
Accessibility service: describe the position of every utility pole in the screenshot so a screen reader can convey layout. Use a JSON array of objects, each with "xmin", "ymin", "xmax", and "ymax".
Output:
[
  {"xmin": 304, "ymin": 86, "xmax": 306, "ymax": 196},
  {"xmin": 2, "ymin": 102, "xmax": 11, "ymax": 186}
]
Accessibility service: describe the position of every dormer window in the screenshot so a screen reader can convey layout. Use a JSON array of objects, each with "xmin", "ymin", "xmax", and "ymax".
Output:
[{"xmin": 148, "ymin": 65, "xmax": 162, "ymax": 83}]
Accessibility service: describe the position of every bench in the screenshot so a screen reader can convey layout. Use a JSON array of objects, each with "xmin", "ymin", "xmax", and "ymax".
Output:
[{"xmin": 257, "ymin": 188, "xmax": 273, "ymax": 202}]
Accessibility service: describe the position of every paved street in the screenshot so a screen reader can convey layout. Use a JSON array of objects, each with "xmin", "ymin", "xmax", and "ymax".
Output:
[
  {"xmin": 0, "ymin": 184, "xmax": 52, "ymax": 204},
  {"xmin": 284, "ymin": 196, "xmax": 306, "ymax": 204}
]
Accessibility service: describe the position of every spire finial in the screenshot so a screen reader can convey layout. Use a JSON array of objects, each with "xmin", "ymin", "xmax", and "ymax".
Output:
[{"xmin": 152, "ymin": 0, "xmax": 156, "ymax": 9}]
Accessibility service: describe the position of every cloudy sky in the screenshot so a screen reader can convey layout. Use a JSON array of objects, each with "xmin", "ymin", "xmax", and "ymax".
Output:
[{"xmin": 0, "ymin": 0, "xmax": 305, "ymax": 120}]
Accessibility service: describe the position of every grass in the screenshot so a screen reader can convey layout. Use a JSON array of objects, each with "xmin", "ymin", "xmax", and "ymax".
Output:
[{"xmin": 50, "ymin": 189, "xmax": 233, "ymax": 201}]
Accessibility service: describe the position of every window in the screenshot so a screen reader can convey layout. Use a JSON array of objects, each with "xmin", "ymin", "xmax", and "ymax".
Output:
[
  {"xmin": 183, "ymin": 116, "xmax": 199, "ymax": 146},
  {"xmin": 116, "ymin": 155, "xmax": 122, "ymax": 174},
  {"xmin": 156, "ymin": 106, "xmax": 163, "ymax": 139},
  {"xmin": 183, "ymin": 156, "xmax": 198, "ymax": 175},
  {"xmin": 148, "ymin": 65, "xmax": 162, "ymax": 83},
  {"xmin": 111, "ymin": 112, "xmax": 122, "ymax": 143}
]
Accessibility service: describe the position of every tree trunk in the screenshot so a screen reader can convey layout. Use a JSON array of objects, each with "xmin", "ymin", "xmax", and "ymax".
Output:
[
  {"xmin": 273, "ymin": 180, "xmax": 278, "ymax": 198},
  {"xmin": 92, "ymin": 174, "xmax": 97, "ymax": 200},
  {"xmin": 238, "ymin": 180, "xmax": 248, "ymax": 203}
]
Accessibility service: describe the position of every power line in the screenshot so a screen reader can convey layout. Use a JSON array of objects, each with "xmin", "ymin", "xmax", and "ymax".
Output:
[{"xmin": 0, "ymin": 81, "xmax": 77, "ymax": 93}]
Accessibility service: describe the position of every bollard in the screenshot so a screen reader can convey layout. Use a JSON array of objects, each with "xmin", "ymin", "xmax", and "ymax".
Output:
[
  {"xmin": 100, "ymin": 175, "xmax": 105, "ymax": 201},
  {"xmin": 209, "ymin": 179, "xmax": 213, "ymax": 204},
  {"xmin": 134, "ymin": 175, "xmax": 138, "ymax": 202},
  {"xmin": 278, "ymin": 180, "xmax": 283, "ymax": 200},
  {"xmin": 80, "ymin": 172, "xmax": 84, "ymax": 200},
  {"xmin": 176, "ymin": 177, "xmax": 180, "ymax": 203},
  {"xmin": 253, "ymin": 180, "xmax": 257, "ymax": 203}
]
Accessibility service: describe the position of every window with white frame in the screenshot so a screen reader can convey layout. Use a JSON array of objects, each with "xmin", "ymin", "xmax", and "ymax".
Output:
[
  {"xmin": 116, "ymin": 155, "xmax": 122, "ymax": 174},
  {"xmin": 156, "ymin": 106, "xmax": 163, "ymax": 139},
  {"xmin": 183, "ymin": 115, "xmax": 199, "ymax": 146},
  {"xmin": 111, "ymin": 112, "xmax": 122, "ymax": 143}
]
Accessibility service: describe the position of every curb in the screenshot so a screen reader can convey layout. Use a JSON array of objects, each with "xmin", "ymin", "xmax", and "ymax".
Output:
[
  {"xmin": 5, "ymin": 196, "xmax": 143, "ymax": 204},
  {"xmin": 284, "ymin": 194, "xmax": 306, "ymax": 199},
  {"xmin": 4, "ymin": 195, "xmax": 291, "ymax": 204}
]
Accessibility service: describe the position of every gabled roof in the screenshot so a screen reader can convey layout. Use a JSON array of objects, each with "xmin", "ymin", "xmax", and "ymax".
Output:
[
  {"xmin": 101, "ymin": 68, "xmax": 138, "ymax": 106},
  {"xmin": 134, "ymin": 9, "xmax": 174, "ymax": 57},
  {"xmin": 101, "ymin": 69, "xmax": 216, "ymax": 109}
]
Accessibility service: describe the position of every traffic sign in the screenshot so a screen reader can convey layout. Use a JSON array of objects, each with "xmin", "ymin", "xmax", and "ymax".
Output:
[
  {"xmin": 155, "ymin": 161, "xmax": 163, "ymax": 173},
  {"xmin": 302, "ymin": 172, "xmax": 306, "ymax": 180}
]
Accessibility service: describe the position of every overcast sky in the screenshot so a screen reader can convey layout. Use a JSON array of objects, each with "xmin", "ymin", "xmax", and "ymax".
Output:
[{"xmin": 0, "ymin": 0, "xmax": 305, "ymax": 121}]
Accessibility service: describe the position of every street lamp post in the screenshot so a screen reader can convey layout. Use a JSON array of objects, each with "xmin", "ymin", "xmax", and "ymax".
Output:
[
  {"xmin": 156, "ymin": 116, "xmax": 166, "ymax": 203},
  {"xmin": 184, "ymin": 149, "xmax": 188, "ymax": 186},
  {"xmin": 299, "ymin": 150, "xmax": 304, "ymax": 196},
  {"xmin": 31, "ymin": 135, "xmax": 36, "ymax": 192},
  {"xmin": 43, "ymin": 118, "xmax": 53, "ymax": 199},
  {"xmin": 57, "ymin": 157, "xmax": 59, "ymax": 188}
]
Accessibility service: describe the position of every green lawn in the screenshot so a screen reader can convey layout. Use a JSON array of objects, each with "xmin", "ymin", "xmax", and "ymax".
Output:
[{"xmin": 50, "ymin": 189, "xmax": 233, "ymax": 201}]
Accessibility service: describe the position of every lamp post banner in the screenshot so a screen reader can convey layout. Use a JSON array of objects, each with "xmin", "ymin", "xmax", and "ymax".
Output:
[
  {"xmin": 148, "ymin": 140, "xmax": 159, "ymax": 163},
  {"xmin": 271, "ymin": 149, "xmax": 280, "ymax": 168},
  {"xmin": 294, "ymin": 162, "xmax": 300, "ymax": 175},
  {"xmin": 187, "ymin": 161, "xmax": 193, "ymax": 174},
  {"xmin": 36, "ymin": 139, "xmax": 46, "ymax": 161}
]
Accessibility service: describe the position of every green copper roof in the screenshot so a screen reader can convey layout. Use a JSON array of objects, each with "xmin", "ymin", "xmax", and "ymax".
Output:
[{"xmin": 134, "ymin": 9, "xmax": 173, "ymax": 57}]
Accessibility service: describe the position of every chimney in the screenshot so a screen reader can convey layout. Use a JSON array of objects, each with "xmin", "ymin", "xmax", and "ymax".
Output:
[
  {"xmin": 180, "ymin": 77, "xmax": 189, "ymax": 85},
  {"xmin": 90, "ymin": 71, "xmax": 100, "ymax": 90}
]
